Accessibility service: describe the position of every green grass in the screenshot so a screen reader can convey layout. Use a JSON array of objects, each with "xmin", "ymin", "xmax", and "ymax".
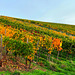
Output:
[
  {"xmin": 0, "ymin": 71, "xmax": 11, "ymax": 75},
  {"xmin": 0, "ymin": 69, "xmax": 75, "ymax": 75},
  {"xmin": 33, "ymin": 51, "xmax": 75, "ymax": 75}
]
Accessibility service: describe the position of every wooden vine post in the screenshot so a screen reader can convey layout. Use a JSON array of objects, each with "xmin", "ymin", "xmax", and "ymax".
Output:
[
  {"xmin": 49, "ymin": 40, "xmax": 53, "ymax": 61},
  {"xmin": 29, "ymin": 59, "xmax": 31, "ymax": 69},
  {"xmin": 37, "ymin": 40, "xmax": 39, "ymax": 63},
  {"xmin": 70, "ymin": 36, "xmax": 73, "ymax": 59},
  {"xmin": 25, "ymin": 37, "xmax": 28, "ymax": 69},
  {"xmin": 4, "ymin": 29, "xmax": 6, "ymax": 55},
  {"xmin": 47, "ymin": 38, "xmax": 53, "ymax": 61},
  {"xmin": 0, "ymin": 35, "xmax": 2, "ymax": 67},
  {"xmin": 47, "ymin": 48, "xmax": 48, "ymax": 60},
  {"xmin": 27, "ymin": 37, "xmax": 31, "ymax": 69},
  {"xmin": 57, "ymin": 50, "xmax": 60, "ymax": 60}
]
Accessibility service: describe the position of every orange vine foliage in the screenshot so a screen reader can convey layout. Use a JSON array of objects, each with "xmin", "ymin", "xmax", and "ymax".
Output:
[{"xmin": 52, "ymin": 38, "xmax": 63, "ymax": 51}]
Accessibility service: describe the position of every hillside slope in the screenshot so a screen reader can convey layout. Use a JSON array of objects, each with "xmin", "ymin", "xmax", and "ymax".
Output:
[{"xmin": 0, "ymin": 16, "xmax": 75, "ymax": 75}]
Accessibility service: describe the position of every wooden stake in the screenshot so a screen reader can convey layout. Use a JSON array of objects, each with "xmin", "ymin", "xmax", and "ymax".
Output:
[
  {"xmin": 36, "ymin": 40, "xmax": 39, "ymax": 63},
  {"xmin": 27, "ymin": 38, "xmax": 28, "ymax": 43},
  {"xmin": 4, "ymin": 29, "xmax": 6, "ymax": 55},
  {"xmin": 0, "ymin": 35, "xmax": 2, "ymax": 67},
  {"xmin": 25, "ymin": 38, "xmax": 28, "ymax": 69},
  {"xmin": 57, "ymin": 51, "xmax": 59, "ymax": 60}
]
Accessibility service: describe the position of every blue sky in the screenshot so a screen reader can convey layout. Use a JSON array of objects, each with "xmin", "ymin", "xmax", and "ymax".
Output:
[{"xmin": 0, "ymin": 0, "xmax": 75, "ymax": 25}]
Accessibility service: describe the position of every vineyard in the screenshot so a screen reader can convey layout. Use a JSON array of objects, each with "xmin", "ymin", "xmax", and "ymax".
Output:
[{"xmin": 0, "ymin": 16, "xmax": 75, "ymax": 75}]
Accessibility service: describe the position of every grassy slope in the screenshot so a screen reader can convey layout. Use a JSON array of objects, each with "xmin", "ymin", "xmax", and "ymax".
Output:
[
  {"xmin": 0, "ymin": 16, "xmax": 75, "ymax": 75},
  {"xmin": 0, "ymin": 48, "xmax": 75, "ymax": 75},
  {"xmin": 0, "ymin": 56, "xmax": 75, "ymax": 75}
]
